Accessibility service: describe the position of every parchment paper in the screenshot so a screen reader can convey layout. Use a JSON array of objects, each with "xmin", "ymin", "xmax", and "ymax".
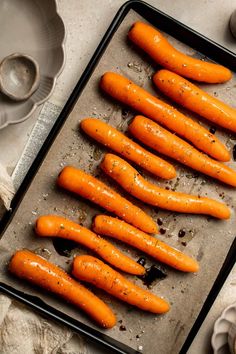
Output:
[{"xmin": 0, "ymin": 10, "xmax": 235, "ymax": 354}]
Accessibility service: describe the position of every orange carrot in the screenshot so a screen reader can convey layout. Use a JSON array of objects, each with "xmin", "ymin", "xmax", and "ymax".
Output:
[
  {"xmin": 80, "ymin": 118, "xmax": 176, "ymax": 179},
  {"xmin": 57, "ymin": 166, "xmax": 157, "ymax": 234},
  {"xmin": 9, "ymin": 250, "xmax": 116, "ymax": 328},
  {"xmin": 93, "ymin": 215, "xmax": 199, "ymax": 273},
  {"xmin": 72, "ymin": 255, "xmax": 170, "ymax": 314},
  {"xmin": 101, "ymin": 153, "xmax": 230, "ymax": 219},
  {"xmin": 129, "ymin": 116, "xmax": 236, "ymax": 187},
  {"xmin": 100, "ymin": 72, "xmax": 229, "ymax": 162},
  {"xmin": 128, "ymin": 22, "xmax": 232, "ymax": 83},
  {"xmin": 153, "ymin": 69, "xmax": 236, "ymax": 133},
  {"xmin": 35, "ymin": 215, "xmax": 145, "ymax": 275}
]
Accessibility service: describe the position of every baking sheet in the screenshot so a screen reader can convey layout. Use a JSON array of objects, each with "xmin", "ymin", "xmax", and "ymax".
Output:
[{"xmin": 0, "ymin": 9, "xmax": 236, "ymax": 354}]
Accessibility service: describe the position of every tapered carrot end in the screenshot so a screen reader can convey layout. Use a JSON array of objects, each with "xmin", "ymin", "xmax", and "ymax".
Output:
[
  {"xmin": 100, "ymin": 72, "xmax": 112, "ymax": 86},
  {"xmin": 215, "ymin": 148, "xmax": 231, "ymax": 162},
  {"xmin": 57, "ymin": 166, "xmax": 67, "ymax": 185},
  {"xmin": 210, "ymin": 202, "xmax": 231, "ymax": 219},
  {"xmin": 152, "ymin": 69, "xmax": 163, "ymax": 82},
  {"xmin": 100, "ymin": 72, "xmax": 126, "ymax": 95},
  {"xmin": 157, "ymin": 299, "xmax": 170, "ymax": 314},
  {"xmin": 101, "ymin": 313, "xmax": 117, "ymax": 329},
  {"xmin": 128, "ymin": 22, "xmax": 140, "ymax": 35},
  {"xmin": 135, "ymin": 264, "xmax": 146, "ymax": 276},
  {"xmin": 128, "ymin": 22, "xmax": 145, "ymax": 38},
  {"xmin": 150, "ymin": 223, "xmax": 159, "ymax": 234},
  {"xmin": 221, "ymin": 68, "xmax": 232, "ymax": 83},
  {"xmin": 193, "ymin": 261, "xmax": 200, "ymax": 273},
  {"xmin": 100, "ymin": 72, "xmax": 116, "ymax": 95},
  {"xmin": 186, "ymin": 258, "xmax": 200, "ymax": 273},
  {"xmin": 80, "ymin": 117, "xmax": 93, "ymax": 129},
  {"xmin": 35, "ymin": 216, "xmax": 47, "ymax": 236},
  {"xmin": 9, "ymin": 250, "xmax": 36, "ymax": 275},
  {"xmin": 136, "ymin": 221, "xmax": 158, "ymax": 235},
  {"xmin": 203, "ymin": 199, "xmax": 231, "ymax": 219},
  {"xmin": 217, "ymin": 205, "xmax": 231, "ymax": 219},
  {"xmin": 173, "ymin": 253, "xmax": 199, "ymax": 273},
  {"xmin": 35, "ymin": 215, "xmax": 64, "ymax": 237},
  {"xmin": 164, "ymin": 301, "xmax": 170, "ymax": 313},
  {"xmin": 167, "ymin": 166, "xmax": 177, "ymax": 180},
  {"xmin": 9, "ymin": 250, "xmax": 23, "ymax": 274},
  {"xmin": 57, "ymin": 166, "xmax": 74, "ymax": 188}
]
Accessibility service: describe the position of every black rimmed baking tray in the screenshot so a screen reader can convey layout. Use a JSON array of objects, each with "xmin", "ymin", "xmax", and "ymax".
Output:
[{"xmin": 0, "ymin": 1, "xmax": 235, "ymax": 353}]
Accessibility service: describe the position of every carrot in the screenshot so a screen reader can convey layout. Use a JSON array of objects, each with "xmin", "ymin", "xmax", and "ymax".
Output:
[
  {"xmin": 80, "ymin": 118, "xmax": 176, "ymax": 179},
  {"xmin": 100, "ymin": 72, "xmax": 229, "ymax": 162},
  {"xmin": 129, "ymin": 116, "xmax": 236, "ymax": 187},
  {"xmin": 101, "ymin": 153, "xmax": 230, "ymax": 219},
  {"xmin": 128, "ymin": 22, "xmax": 232, "ymax": 83},
  {"xmin": 9, "ymin": 250, "xmax": 116, "ymax": 328},
  {"xmin": 72, "ymin": 255, "xmax": 170, "ymax": 314},
  {"xmin": 57, "ymin": 166, "xmax": 158, "ymax": 234},
  {"xmin": 35, "ymin": 215, "xmax": 145, "ymax": 275},
  {"xmin": 153, "ymin": 69, "xmax": 236, "ymax": 133},
  {"xmin": 93, "ymin": 215, "xmax": 199, "ymax": 273}
]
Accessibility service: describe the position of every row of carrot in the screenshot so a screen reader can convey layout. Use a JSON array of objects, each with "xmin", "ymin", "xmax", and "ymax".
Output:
[
  {"xmin": 9, "ymin": 21, "xmax": 236, "ymax": 331},
  {"xmin": 9, "ymin": 204, "xmax": 200, "ymax": 328},
  {"xmin": 99, "ymin": 72, "xmax": 236, "ymax": 181},
  {"xmin": 9, "ymin": 249, "xmax": 170, "ymax": 329},
  {"xmin": 58, "ymin": 157, "xmax": 230, "ymax": 222},
  {"xmin": 100, "ymin": 72, "xmax": 230, "ymax": 162},
  {"xmin": 81, "ymin": 116, "xmax": 236, "ymax": 187}
]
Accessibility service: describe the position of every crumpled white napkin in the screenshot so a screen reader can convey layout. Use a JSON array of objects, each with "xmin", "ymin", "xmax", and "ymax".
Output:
[
  {"xmin": 0, "ymin": 294, "xmax": 88, "ymax": 354},
  {"xmin": 0, "ymin": 163, "xmax": 14, "ymax": 210}
]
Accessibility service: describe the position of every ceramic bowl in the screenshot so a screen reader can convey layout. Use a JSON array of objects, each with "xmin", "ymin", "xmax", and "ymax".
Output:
[
  {"xmin": 0, "ymin": 0, "xmax": 66, "ymax": 129},
  {"xmin": 229, "ymin": 10, "xmax": 236, "ymax": 39},
  {"xmin": 212, "ymin": 303, "xmax": 236, "ymax": 354},
  {"xmin": 0, "ymin": 53, "xmax": 40, "ymax": 101}
]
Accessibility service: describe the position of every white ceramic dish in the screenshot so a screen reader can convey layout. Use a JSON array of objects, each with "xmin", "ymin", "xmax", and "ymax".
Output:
[
  {"xmin": 0, "ymin": 0, "xmax": 66, "ymax": 129},
  {"xmin": 212, "ymin": 303, "xmax": 236, "ymax": 354}
]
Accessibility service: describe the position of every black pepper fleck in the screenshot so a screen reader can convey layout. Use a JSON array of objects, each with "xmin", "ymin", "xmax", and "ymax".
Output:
[
  {"xmin": 178, "ymin": 229, "xmax": 186, "ymax": 238},
  {"xmin": 159, "ymin": 228, "xmax": 166, "ymax": 235},
  {"xmin": 209, "ymin": 126, "xmax": 216, "ymax": 134},
  {"xmin": 119, "ymin": 325, "xmax": 127, "ymax": 331}
]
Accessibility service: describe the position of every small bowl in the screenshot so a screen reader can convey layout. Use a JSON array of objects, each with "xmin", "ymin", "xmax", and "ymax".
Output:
[
  {"xmin": 230, "ymin": 10, "xmax": 236, "ymax": 39},
  {"xmin": 212, "ymin": 302, "xmax": 236, "ymax": 354},
  {"xmin": 0, "ymin": 53, "xmax": 40, "ymax": 101},
  {"xmin": 229, "ymin": 323, "xmax": 236, "ymax": 354}
]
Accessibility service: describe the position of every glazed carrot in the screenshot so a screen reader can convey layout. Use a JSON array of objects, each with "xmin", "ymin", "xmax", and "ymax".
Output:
[
  {"xmin": 57, "ymin": 166, "xmax": 157, "ymax": 234},
  {"xmin": 80, "ymin": 118, "xmax": 176, "ymax": 179},
  {"xmin": 72, "ymin": 255, "xmax": 170, "ymax": 314},
  {"xmin": 93, "ymin": 215, "xmax": 199, "ymax": 273},
  {"xmin": 154, "ymin": 69, "xmax": 236, "ymax": 133},
  {"xmin": 9, "ymin": 250, "xmax": 116, "ymax": 328},
  {"xmin": 101, "ymin": 154, "xmax": 230, "ymax": 219},
  {"xmin": 100, "ymin": 72, "xmax": 229, "ymax": 162},
  {"xmin": 129, "ymin": 116, "xmax": 236, "ymax": 187},
  {"xmin": 35, "ymin": 215, "xmax": 145, "ymax": 275},
  {"xmin": 128, "ymin": 22, "xmax": 232, "ymax": 83}
]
